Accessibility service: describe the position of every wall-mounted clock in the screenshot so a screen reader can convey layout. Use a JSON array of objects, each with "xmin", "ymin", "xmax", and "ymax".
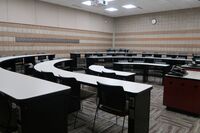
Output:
[{"xmin": 151, "ymin": 19, "xmax": 157, "ymax": 25}]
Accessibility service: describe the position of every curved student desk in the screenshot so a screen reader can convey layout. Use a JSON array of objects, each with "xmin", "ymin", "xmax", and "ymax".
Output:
[
  {"xmin": 34, "ymin": 58, "xmax": 152, "ymax": 133},
  {"xmin": 114, "ymin": 62, "xmax": 170, "ymax": 83},
  {"xmin": 70, "ymin": 52, "xmax": 130, "ymax": 69},
  {"xmin": 86, "ymin": 55, "xmax": 191, "ymax": 68},
  {"xmin": 34, "ymin": 59, "xmax": 152, "ymax": 93},
  {"xmin": 88, "ymin": 64, "xmax": 136, "ymax": 81},
  {"xmin": 0, "ymin": 53, "xmax": 55, "ymax": 72},
  {"xmin": 0, "ymin": 54, "xmax": 70, "ymax": 133}
]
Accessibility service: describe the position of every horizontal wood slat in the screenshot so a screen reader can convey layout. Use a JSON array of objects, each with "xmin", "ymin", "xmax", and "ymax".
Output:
[
  {"xmin": 115, "ymin": 44, "xmax": 200, "ymax": 48},
  {"xmin": 116, "ymin": 37, "xmax": 200, "ymax": 41},
  {"xmin": 0, "ymin": 41, "xmax": 111, "ymax": 46},
  {"xmin": 0, "ymin": 21, "xmax": 112, "ymax": 36},
  {"xmin": 116, "ymin": 29, "xmax": 200, "ymax": 36},
  {"xmin": 0, "ymin": 32, "xmax": 112, "ymax": 41}
]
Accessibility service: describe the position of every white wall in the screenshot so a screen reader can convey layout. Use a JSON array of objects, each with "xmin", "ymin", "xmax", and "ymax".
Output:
[{"xmin": 0, "ymin": 0, "xmax": 114, "ymax": 33}]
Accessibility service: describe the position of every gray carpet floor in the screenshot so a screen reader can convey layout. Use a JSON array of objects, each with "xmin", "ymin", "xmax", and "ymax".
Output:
[{"xmin": 68, "ymin": 76, "xmax": 200, "ymax": 133}]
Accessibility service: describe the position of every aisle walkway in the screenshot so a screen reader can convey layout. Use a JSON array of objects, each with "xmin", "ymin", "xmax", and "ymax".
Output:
[{"xmin": 68, "ymin": 83, "xmax": 200, "ymax": 133}]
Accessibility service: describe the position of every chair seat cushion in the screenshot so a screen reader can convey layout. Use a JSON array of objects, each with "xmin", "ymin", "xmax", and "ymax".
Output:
[{"xmin": 99, "ymin": 103, "xmax": 129, "ymax": 116}]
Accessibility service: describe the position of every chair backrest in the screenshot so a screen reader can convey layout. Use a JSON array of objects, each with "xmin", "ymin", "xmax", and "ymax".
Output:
[
  {"xmin": 58, "ymin": 77, "xmax": 80, "ymax": 98},
  {"xmin": 85, "ymin": 54, "xmax": 92, "ymax": 58},
  {"xmin": 97, "ymin": 82, "xmax": 126, "ymax": 112},
  {"xmin": 24, "ymin": 57, "xmax": 35, "ymax": 64},
  {"xmin": 48, "ymin": 55, "xmax": 55, "ymax": 60},
  {"xmin": 178, "ymin": 55, "xmax": 187, "ymax": 59},
  {"xmin": 154, "ymin": 54, "xmax": 162, "ymax": 58},
  {"xmin": 166, "ymin": 54, "xmax": 177, "ymax": 58},
  {"xmin": 142, "ymin": 54, "xmax": 152, "ymax": 57},
  {"xmin": 41, "ymin": 72, "xmax": 57, "ymax": 83},
  {"xmin": 85, "ymin": 69, "xmax": 100, "ymax": 76},
  {"xmin": 38, "ymin": 55, "xmax": 46, "ymax": 61},
  {"xmin": 100, "ymin": 71, "xmax": 116, "ymax": 79},
  {"xmin": 58, "ymin": 77, "xmax": 80, "ymax": 113}
]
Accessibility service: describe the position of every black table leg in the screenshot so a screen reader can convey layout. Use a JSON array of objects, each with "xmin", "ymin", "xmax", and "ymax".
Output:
[
  {"xmin": 143, "ymin": 66, "xmax": 148, "ymax": 83},
  {"xmin": 128, "ymin": 89, "xmax": 151, "ymax": 133}
]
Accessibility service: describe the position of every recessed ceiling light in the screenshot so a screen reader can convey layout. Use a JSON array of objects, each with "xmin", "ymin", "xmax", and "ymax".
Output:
[
  {"xmin": 122, "ymin": 4, "xmax": 137, "ymax": 9},
  {"xmin": 82, "ymin": 1, "xmax": 92, "ymax": 6},
  {"xmin": 105, "ymin": 0, "xmax": 115, "ymax": 2},
  {"xmin": 105, "ymin": 7, "xmax": 118, "ymax": 12}
]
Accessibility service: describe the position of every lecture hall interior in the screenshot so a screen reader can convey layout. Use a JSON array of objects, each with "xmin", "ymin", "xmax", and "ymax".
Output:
[{"xmin": 0, "ymin": 0, "xmax": 200, "ymax": 133}]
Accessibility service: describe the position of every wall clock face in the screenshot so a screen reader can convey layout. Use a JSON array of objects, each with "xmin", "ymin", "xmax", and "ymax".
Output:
[{"xmin": 152, "ymin": 19, "xmax": 157, "ymax": 25}]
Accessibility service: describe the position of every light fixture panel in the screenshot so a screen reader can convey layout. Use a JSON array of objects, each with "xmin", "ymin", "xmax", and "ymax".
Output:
[
  {"xmin": 105, "ymin": 7, "xmax": 118, "ymax": 11},
  {"xmin": 122, "ymin": 4, "xmax": 137, "ymax": 9},
  {"xmin": 105, "ymin": 0, "xmax": 115, "ymax": 2},
  {"xmin": 82, "ymin": 1, "xmax": 92, "ymax": 6}
]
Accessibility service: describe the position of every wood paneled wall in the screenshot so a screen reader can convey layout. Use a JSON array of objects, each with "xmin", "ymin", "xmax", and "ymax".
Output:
[
  {"xmin": 0, "ymin": 22, "xmax": 112, "ymax": 57},
  {"xmin": 0, "ymin": 0, "xmax": 113, "ymax": 57},
  {"xmin": 115, "ymin": 8, "xmax": 200, "ymax": 54}
]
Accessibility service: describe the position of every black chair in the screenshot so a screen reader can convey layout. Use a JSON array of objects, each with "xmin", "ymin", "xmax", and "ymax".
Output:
[
  {"xmin": 85, "ymin": 54, "xmax": 93, "ymax": 58},
  {"xmin": 58, "ymin": 77, "xmax": 96, "ymax": 128},
  {"xmin": 100, "ymin": 71, "xmax": 117, "ymax": 79},
  {"xmin": 48, "ymin": 55, "xmax": 55, "ymax": 60},
  {"xmin": 57, "ymin": 77, "xmax": 80, "ymax": 128},
  {"xmin": 102, "ymin": 69, "xmax": 134, "ymax": 81},
  {"xmin": 178, "ymin": 55, "xmax": 187, "ymax": 59},
  {"xmin": 41, "ymin": 72, "xmax": 57, "ymax": 83},
  {"xmin": 33, "ymin": 69, "xmax": 44, "ymax": 79},
  {"xmin": 85, "ymin": 68, "xmax": 100, "ymax": 76},
  {"xmin": 0, "ymin": 93, "xmax": 19, "ymax": 133},
  {"xmin": 154, "ymin": 54, "xmax": 162, "ymax": 58},
  {"xmin": 38, "ymin": 55, "xmax": 46, "ymax": 61},
  {"xmin": 93, "ymin": 82, "xmax": 128, "ymax": 133},
  {"xmin": 24, "ymin": 63, "xmax": 34, "ymax": 75},
  {"xmin": 93, "ymin": 53, "xmax": 103, "ymax": 56},
  {"xmin": 142, "ymin": 53, "xmax": 152, "ymax": 57},
  {"xmin": 100, "ymin": 71, "xmax": 127, "ymax": 81},
  {"xmin": 58, "ymin": 77, "xmax": 80, "ymax": 113},
  {"xmin": 166, "ymin": 54, "xmax": 177, "ymax": 58},
  {"xmin": 127, "ymin": 53, "xmax": 137, "ymax": 56}
]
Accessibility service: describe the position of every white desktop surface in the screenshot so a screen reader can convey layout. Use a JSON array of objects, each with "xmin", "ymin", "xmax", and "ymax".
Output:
[
  {"xmin": 166, "ymin": 70, "xmax": 200, "ymax": 80},
  {"xmin": 88, "ymin": 55, "xmax": 191, "ymax": 62},
  {"xmin": 0, "ymin": 53, "xmax": 53, "ymax": 62},
  {"xmin": 89, "ymin": 65, "xmax": 135, "ymax": 76},
  {"xmin": 114, "ymin": 62, "xmax": 170, "ymax": 67},
  {"xmin": 0, "ymin": 54, "xmax": 70, "ymax": 100},
  {"xmin": 34, "ymin": 59, "xmax": 152, "ymax": 94},
  {"xmin": 142, "ymin": 56, "xmax": 191, "ymax": 61}
]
